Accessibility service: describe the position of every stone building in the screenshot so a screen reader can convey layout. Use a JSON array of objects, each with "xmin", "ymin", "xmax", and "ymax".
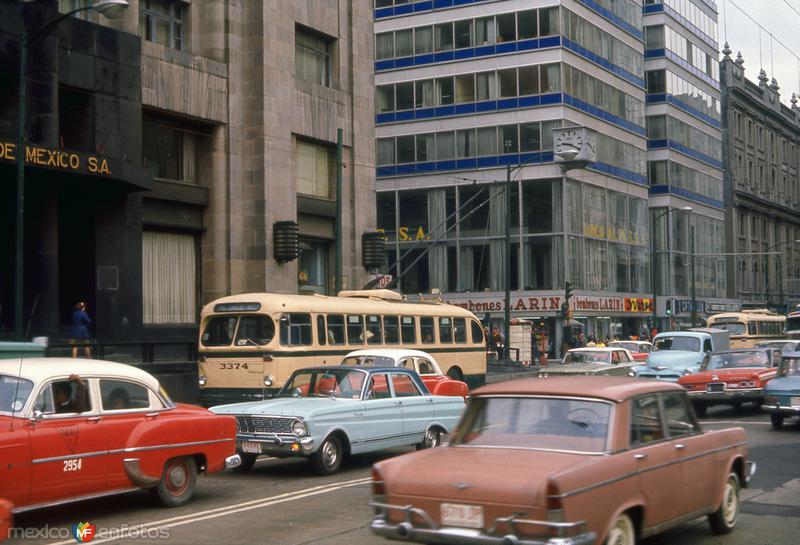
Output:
[
  {"xmin": 720, "ymin": 46, "xmax": 800, "ymax": 310},
  {"xmin": 0, "ymin": 0, "xmax": 376, "ymax": 344}
]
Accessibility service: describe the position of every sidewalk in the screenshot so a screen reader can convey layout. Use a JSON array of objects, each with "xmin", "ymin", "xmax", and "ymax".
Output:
[{"xmin": 485, "ymin": 359, "xmax": 561, "ymax": 384}]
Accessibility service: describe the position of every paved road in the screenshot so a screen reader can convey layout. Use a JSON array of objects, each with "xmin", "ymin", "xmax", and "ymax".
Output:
[{"xmin": 8, "ymin": 405, "xmax": 800, "ymax": 545}]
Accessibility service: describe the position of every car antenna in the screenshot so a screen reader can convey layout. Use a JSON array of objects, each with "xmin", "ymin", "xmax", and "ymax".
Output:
[{"xmin": 9, "ymin": 334, "xmax": 28, "ymax": 432}]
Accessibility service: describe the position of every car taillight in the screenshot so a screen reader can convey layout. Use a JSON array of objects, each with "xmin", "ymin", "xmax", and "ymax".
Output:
[
  {"xmin": 765, "ymin": 395, "xmax": 778, "ymax": 405},
  {"xmin": 372, "ymin": 467, "xmax": 386, "ymax": 499}
]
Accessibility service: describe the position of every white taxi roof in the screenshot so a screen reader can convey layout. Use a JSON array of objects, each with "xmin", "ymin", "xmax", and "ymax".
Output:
[
  {"xmin": 568, "ymin": 347, "xmax": 621, "ymax": 353},
  {"xmin": 0, "ymin": 358, "xmax": 160, "ymax": 390},
  {"xmin": 344, "ymin": 348, "xmax": 439, "ymax": 362}
]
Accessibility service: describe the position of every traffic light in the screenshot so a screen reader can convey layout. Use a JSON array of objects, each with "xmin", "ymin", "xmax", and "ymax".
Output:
[
  {"xmin": 564, "ymin": 281, "xmax": 574, "ymax": 301},
  {"xmin": 665, "ymin": 299, "xmax": 672, "ymax": 316}
]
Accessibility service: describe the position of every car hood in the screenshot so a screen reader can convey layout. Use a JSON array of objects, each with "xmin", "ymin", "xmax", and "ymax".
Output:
[
  {"xmin": 378, "ymin": 446, "xmax": 589, "ymax": 506},
  {"xmin": 679, "ymin": 368, "xmax": 771, "ymax": 385},
  {"xmin": 765, "ymin": 375, "xmax": 800, "ymax": 393},
  {"xmin": 210, "ymin": 396, "xmax": 357, "ymax": 418},
  {"xmin": 542, "ymin": 363, "xmax": 612, "ymax": 375},
  {"xmin": 647, "ymin": 351, "xmax": 701, "ymax": 370}
]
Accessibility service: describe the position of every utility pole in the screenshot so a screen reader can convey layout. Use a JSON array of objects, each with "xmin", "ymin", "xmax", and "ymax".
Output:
[
  {"xmin": 335, "ymin": 128, "xmax": 343, "ymax": 294},
  {"xmin": 503, "ymin": 165, "xmax": 512, "ymax": 362},
  {"xmin": 690, "ymin": 223, "xmax": 697, "ymax": 327}
]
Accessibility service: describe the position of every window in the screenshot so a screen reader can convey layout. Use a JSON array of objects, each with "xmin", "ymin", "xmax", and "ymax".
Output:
[
  {"xmin": 434, "ymin": 22, "xmax": 453, "ymax": 51},
  {"xmin": 439, "ymin": 317, "xmax": 453, "ymax": 343},
  {"xmin": 518, "ymin": 10, "xmax": 538, "ymax": 39},
  {"xmin": 630, "ymin": 395, "xmax": 665, "ymax": 446},
  {"xmin": 100, "ymin": 380, "xmax": 150, "ymax": 411},
  {"xmin": 437, "ymin": 77, "xmax": 454, "ymax": 105},
  {"xmin": 454, "ymin": 19, "xmax": 473, "ymax": 49},
  {"xmin": 236, "ymin": 316, "xmax": 275, "ymax": 346},
  {"xmin": 395, "ymin": 82, "xmax": 414, "ymax": 111},
  {"xmin": 295, "ymin": 27, "xmax": 332, "ymax": 86},
  {"xmin": 36, "ymin": 380, "xmax": 90, "ymax": 415},
  {"xmin": 498, "ymin": 68, "xmax": 517, "ymax": 97},
  {"xmin": 201, "ymin": 316, "xmax": 237, "ymax": 347},
  {"xmin": 366, "ymin": 315, "xmax": 383, "ymax": 344},
  {"xmin": 539, "ymin": 6, "xmax": 559, "ymax": 36},
  {"xmin": 520, "ymin": 122, "xmax": 541, "ymax": 152},
  {"xmin": 143, "ymin": 118, "xmax": 197, "ymax": 183},
  {"xmin": 454, "ymin": 318, "xmax": 467, "ymax": 343},
  {"xmin": 377, "ymin": 138, "xmax": 395, "ymax": 166},
  {"xmin": 397, "ymin": 135, "xmax": 415, "ymax": 164},
  {"xmin": 366, "ymin": 373, "xmax": 391, "ymax": 400},
  {"xmin": 500, "ymin": 125, "xmax": 518, "ymax": 154},
  {"xmin": 395, "ymin": 29, "xmax": 413, "ymax": 57},
  {"xmin": 59, "ymin": 86, "xmax": 93, "ymax": 153},
  {"xmin": 401, "ymin": 316, "xmax": 417, "ymax": 343},
  {"xmin": 376, "ymin": 32, "xmax": 394, "ymax": 60},
  {"xmin": 327, "ymin": 314, "xmax": 346, "ymax": 344},
  {"xmin": 646, "ymin": 70, "xmax": 666, "ymax": 94},
  {"xmin": 377, "ymin": 86, "xmax": 394, "ymax": 113},
  {"xmin": 496, "ymin": 13, "xmax": 516, "ymax": 42},
  {"xmin": 298, "ymin": 240, "xmax": 328, "ymax": 294},
  {"xmin": 415, "ymin": 80, "xmax": 435, "ymax": 108},
  {"xmin": 140, "ymin": 0, "xmax": 184, "ymax": 50},
  {"xmin": 317, "ymin": 316, "xmax": 327, "ymax": 345},
  {"xmin": 415, "ymin": 27, "xmax": 433, "ymax": 54},
  {"xmin": 59, "ymin": 0, "xmax": 91, "ymax": 20},
  {"xmin": 518, "ymin": 65, "xmax": 540, "ymax": 96},
  {"xmin": 143, "ymin": 231, "xmax": 196, "ymax": 324},
  {"xmin": 421, "ymin": 317, "xmax": 435, "ymax": 343},
  {"xmin": 471, "ymin": 319, "xmax": 484, "ymax": 344},
  {"xmin": 662, "ymin": 393, "xmax": 697, "ymax": 436},
  {"xmin": 296, "ymin": 139, "xmax": 335, "ymax": 199},
  {"xmin": 384, "ymin": 316, "xmax": 400, "ymax": 344},
  {"xmin": 347, "ymin": 315, "xmax": 365, "ymax": 344},
  {"xmin": 280, "ymin": 313, "xmax": 313, "ymax": 346},
  {"xmin": 455, "ymin": 74, "xmax": 475, "ymax": 103},
  {"xmin": 391, "ymin": 374, "xmax": 422, "ymax": 397}
]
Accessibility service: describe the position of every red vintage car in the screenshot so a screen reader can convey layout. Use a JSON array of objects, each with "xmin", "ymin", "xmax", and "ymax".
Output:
[
  {"xmin": 678, "ymin": 349, "xmax": 778, "ymax": 416},
  {"xmin": 609, "ymin": 341, "xmax": 653, "ymax": 362},
  {"xmin": 371, "ymin": 376, "xmax": 754, "ymax": 545},
  {"xmin": 0, "ymin": 359, "xmax": 240, "ymax": 533},
  {"xmin": 342, "ymin": 349, "xmax": 469, "ymax": 397}
]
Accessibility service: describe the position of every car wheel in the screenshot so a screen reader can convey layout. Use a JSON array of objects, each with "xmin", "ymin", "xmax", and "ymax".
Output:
[
  {"xmin": 771, "ymin": 413, "xmax": 785, "ymax": 430},
  {"xmin": 235, "ymin": 453, "xmax": 258, "ymax": 472},
  {"xmin": 153, "ymin": 456, "xmax": 197, "ymax": 507},
  {"xmin": 416, "ymin": 428, "xmax": 442, "ymax": 450},
  {"xmin": 604, "ymin": 512, "xmax": 635, "ymax": 545},
  {"xmin": 311, "ymin": 435, "xmax": 343, "ymax": 475},
  {"xmin": 693, "ymin": 403, "xmax": 708, "ymax": 418},
  {"xmin": 708, "ymin": 472, "xmax": 740, "ymax": 534}
]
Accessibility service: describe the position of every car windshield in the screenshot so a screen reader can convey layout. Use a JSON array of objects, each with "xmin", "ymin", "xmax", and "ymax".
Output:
[
  {"xmin": 779, "ymin": 357, "xmax": 800, "ymax": 377},
  {"xmin": 564, "ymin": 351, "xmax": 610, "ymax": 364},
  {"xmin": 340, "ymin": 355, "xmax": 395, "ymax": 367},
  {"xmin": 610, "ymin": 342, "xmax": 638, "ymax": 352},
  {"xmin": 702, "ymin": 352, "xmax": 769, "ymax": 370},
  {"xmin": 451, "ymin": 396, "xmax": 611, "ymax": 453},
  {"xmin": 653, "ymin": 336, "xmax": 700, "ymax": 352},
  {"xmin": 0, "ymin": 375, "xmax": 34, "ymax": 414},
  {"xmin": 278, "ymin": 369, "xmax": 366, "ymax": 399},
  {"xmin": 711, "ymin": 322, "xmax": 747, "ymax": 335}
]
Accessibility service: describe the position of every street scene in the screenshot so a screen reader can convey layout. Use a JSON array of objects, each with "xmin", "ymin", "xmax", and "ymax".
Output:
[{"xmin": 3, "ymin": 0, "xmax": 800, "ymax": 544}]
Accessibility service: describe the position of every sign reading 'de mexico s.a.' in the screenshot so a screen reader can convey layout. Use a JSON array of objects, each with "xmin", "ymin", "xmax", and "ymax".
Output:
[{"xmin": 0, "ymin": 140, "xmax": 112, "ymax": 176}]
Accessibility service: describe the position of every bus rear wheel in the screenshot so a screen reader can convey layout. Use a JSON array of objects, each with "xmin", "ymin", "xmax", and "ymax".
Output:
[{"xmin": 446, "ymin": 367, "xmax": 463, "ymax": 381}]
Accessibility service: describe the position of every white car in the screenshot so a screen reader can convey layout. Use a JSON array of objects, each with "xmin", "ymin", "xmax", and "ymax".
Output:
[{"xmin": 538, "ymin": 347, "xmax": 639, "ymax": 377}]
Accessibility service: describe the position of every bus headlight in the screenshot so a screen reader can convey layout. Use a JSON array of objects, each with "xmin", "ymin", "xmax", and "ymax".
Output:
[
  {"xmin": 264, "ymin": 375, "xmax": 274, "ymax": 387},
  {"xmin": 198, "ymin": 375, "xmax": 207, "ymax": 387},
  {"xmin": 292, "ymin": 420, "xmax": 307, "ymax": 436}
]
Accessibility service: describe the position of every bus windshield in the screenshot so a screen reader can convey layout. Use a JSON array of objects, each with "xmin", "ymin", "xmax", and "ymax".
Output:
[
  {"xmin": 711, "ymin": 322, "xmax": 747, "ymax": 336},
  {"xmin": 653, "ymin": 336, "xmax": 700, "ymax": 352},
  {"xmin": 201, "ymin": 315, "xmax": 275, "ymax": 347}
]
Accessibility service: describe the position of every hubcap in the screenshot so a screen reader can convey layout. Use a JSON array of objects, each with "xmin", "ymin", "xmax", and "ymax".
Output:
[
  {"xmin": 322, "ymin": 440, "xmax": 338, "ymax": 468},
  {"xmin": 425, "ymin": 430, "xmax": 440, "ymax": 448},
  {"xmin": 723, "ymin": 478, "xmax": 739, "ymax": 525},
  {"xmin": 607, "ymin": 516, "xmax": 633, "ymax": 545},
  {"xmin": 166, "ymin": 462, "xmax": 188, "ymax": 495}
]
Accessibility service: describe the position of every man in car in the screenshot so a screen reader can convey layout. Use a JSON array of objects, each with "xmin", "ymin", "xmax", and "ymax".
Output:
[{"xmin": 53, "ymin": 374, "xmax": 88, "ymax": 413}]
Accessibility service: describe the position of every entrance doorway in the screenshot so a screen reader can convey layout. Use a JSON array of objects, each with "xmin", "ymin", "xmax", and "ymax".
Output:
[{"xmin": 58, "ymin": 191, "xmax": 96, "ymax": 331}]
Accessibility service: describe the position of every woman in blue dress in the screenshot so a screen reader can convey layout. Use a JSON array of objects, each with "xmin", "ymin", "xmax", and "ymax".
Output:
[{"xmin": 69, "ymin": 301, "xmax": 92, "ymax": 358}]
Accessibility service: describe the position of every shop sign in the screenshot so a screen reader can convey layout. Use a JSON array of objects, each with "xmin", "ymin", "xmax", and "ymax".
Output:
[
  {"xmin": 582, "ymin": 223, "xmax": 644, "ymax": 245},
  {"xmin": 571, "ymin": 296, "xmax": 623, "ymax": 312},
  {"xmin": 705, "ymin": 302, "xmax": 741, "ymax": 313},
  {"xmin": 676, "ymin": 299, "xmax": 705, "ymax": 314},
  {"xmin": 376, "ymin": 226, "xmax": 429, "ymax": 242},
  {"xmin": 624, "ymin": 297, "xmax": 654, "ymax": 313},
  {"xmin": 0, "ymin": 140, "xmax": 112, "ymax": 176},
  {"xmin": 447, "ymin": 296, "xmax": 563, "ymax": 313}
]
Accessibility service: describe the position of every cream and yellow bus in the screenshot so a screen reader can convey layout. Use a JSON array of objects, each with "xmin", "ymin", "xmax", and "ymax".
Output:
[
  {"xmin": 706, "ymin": 309, "xmax": 786, "ymax": 348},
  {"xmin": 197, "ymin": 290, "xmax": 487, "ymax": 405}
]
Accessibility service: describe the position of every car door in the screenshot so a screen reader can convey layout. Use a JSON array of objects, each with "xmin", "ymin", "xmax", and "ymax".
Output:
[
  {"xmin": 27, "ymin": 378, "xmax": 108, "ymax": 504},
  {"xmin": 629, "ymin": 394, "xmax": 682, "ymax": 528},
  {"xmin": 361, "ymin": 373, "xmax": 404, "ymax": 451},
  {"xmin": 390, "ymin": 372, "xmax": 433, "ymax": 445},
  {"xmin": 660, "ymin": 391, "xmax": 717, "ymax": 515}
]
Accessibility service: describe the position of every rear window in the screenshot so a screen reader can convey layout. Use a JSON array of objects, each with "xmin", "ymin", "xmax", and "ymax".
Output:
[{"xmin": 653, "ymin": 336, "xmax": 700, "ymax": 352}]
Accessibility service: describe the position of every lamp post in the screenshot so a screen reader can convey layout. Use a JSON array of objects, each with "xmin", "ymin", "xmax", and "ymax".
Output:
[
  {"xmin": 690, "ymin": 223, "xmax": 697, "ymax": 327},
  {"xmin": 765, "ymin": 239, "xmax": 800, "ymax": 312},
  {"xmin": 650, "ymin": 206, "xmax": 692, "ymax": 332},
  {"xmin": 14, "ymin": 0, "xmax": 128, "ymax": 340}
]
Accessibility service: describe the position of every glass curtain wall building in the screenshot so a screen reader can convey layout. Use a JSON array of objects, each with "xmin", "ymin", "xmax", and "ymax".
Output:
[
  {"xmin": 374, "ymin": 0, "xmax": 653, "ymax": 349},
  {"xmin": 643, "ymin": 0, "xmax": 730, "ymax": 327}
]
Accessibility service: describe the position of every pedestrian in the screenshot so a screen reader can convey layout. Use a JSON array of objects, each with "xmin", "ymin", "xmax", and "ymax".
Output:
[
  {"xmin": 491, "ymin": 327, "xmax": 505, "ymax": 359},
  {"xmin": 577, "ymin": 332, "xmax": 586, "ymax": 347},
  {"xmin": 586, "ymin": 336, "xmax": 597, "ymax": 347},
  {"xmin": 69, "ymin": 301, "xmax": 92, "ymax": 359}
]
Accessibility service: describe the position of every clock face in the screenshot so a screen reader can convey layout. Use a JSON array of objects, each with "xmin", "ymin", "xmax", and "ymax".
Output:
[{"xmin": 557, "ymin": 130, "xmax": 583, "ymax": 152}]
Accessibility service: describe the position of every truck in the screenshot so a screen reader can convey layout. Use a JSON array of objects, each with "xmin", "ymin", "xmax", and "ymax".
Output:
[{"xmin": 637, "ymin": 328, "xmax": 730, "ymax": 381}]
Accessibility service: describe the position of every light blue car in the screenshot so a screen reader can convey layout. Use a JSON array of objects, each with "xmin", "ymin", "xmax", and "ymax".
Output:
[
  {"xmin": 763, "ymin": 352, "xmax": 800, "ymax": 430},
  {"xmin": 210, "ymin": 366, "xmax": 465, "ymax": 474}
]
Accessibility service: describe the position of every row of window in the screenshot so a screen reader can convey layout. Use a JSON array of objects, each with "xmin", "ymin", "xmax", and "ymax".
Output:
[
  {"xmin": 647, "ymin": 115, "xmax": 722, "ymax": 163},
  {"xmin": 562, "ymin": 7, "xmax": 644, "ymax": 78},
  {"xmin": 139, "ymin": 0, "xmax": 185, "ymax": 51},
  {"xmin": 589, "ymin": 0, "xmax": 643, "ymax": 31},
  {"xmin": 376, "ymin": 63, "xmax": 561, "ymax": 112},
  {"xmin": 376, "ymin": 120, "xmax": 562, "ymax": 166},
  {"xmin": 645, "ymin": 25, "xmax": 720, "ymax": 82},
  {"xmin": 645, "ymin": 0, "xmax": 719, "ymax": 45},
  {"xmin": 646, "ymin": 69, "xmax": 721, "ymax": 121},
  {"xmin": 562, "ymin": 64, "xmax": 645, "ymax": 127},
  {"xmin": 595, "ymin": 133, "xmax": 647, "ymax": 177},
  {"xmin": 375, "ymin": 7, "xmax": 559, "ymax": 60},
  {"xmin": 648, "ymin": 160, "xmax": 723, "ymax": 202}
]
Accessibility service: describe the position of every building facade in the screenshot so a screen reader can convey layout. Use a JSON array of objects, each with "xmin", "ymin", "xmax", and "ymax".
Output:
[
  {"xmin": 373, "ymin": 0, "xmax": 655, "ymax": 351},
  {"xmin": 643, "ymin": 0, "xmax": 734, "ymax": 327},
  {"xmin": 721, "ymin": 47, "xmax": 800, "ymax": 311},
  {"xmin": 1, "ymin": 0, "xmax": 376, "ymax": 344}
]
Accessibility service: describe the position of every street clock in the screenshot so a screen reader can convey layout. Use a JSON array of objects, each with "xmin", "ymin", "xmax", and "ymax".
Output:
[{"xmin": 553, "ymin": 126, "xmax": 597, "ymax": 170}]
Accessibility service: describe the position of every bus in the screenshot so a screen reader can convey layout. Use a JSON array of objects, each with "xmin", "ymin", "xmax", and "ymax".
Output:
[
  {"xmin": 706, "ymin": 309, "xmax": 786, "ymax": 348},
  {"xmin": 786, "ymin": 305, "xmax": 800, "ymax": 338},
  {"xmin": 197, "ymin": 290, "xmax": 487, "ymax": 405}
]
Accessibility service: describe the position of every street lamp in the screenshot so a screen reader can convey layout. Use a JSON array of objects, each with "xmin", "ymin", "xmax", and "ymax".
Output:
[
  {"xmin": 650, "ymin": 206, "xmax": 692, "ymax": 332},
  {"xmin": 14, "ymin": 0, "xmax": 128, "ymax": 340},
  {"xmin": 765, "ymin": 239, "xmax": 800, "ymax": 312}
]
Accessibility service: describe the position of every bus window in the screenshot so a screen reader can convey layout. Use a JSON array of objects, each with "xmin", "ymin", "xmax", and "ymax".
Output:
[
  {"xmin": 421, "ymin": 317, "xmax": 435, "ymax": 344},
  {"xmin": 317, "ymin": 315, "xmax": 327, "ymax": 346},
  {"xmin": 347, "ymin": 315, "xmax": 365, "ymax": 344},
  {"xmin": 367, "ymin": 315, "xmax": 383, "ymax": 344},
  {"xmin": 279, "ymin": 313, "xmax": 312, "ymax": 346},
  {"xmin": 235, "ymin": 316, "xmax": 275, "ymax": 346},
  {"xmin": 454, "ymin": 318, "xmax": 467, "ymax": 343},
  {"xmin": 202, "ymin": 316, "xmax": 238, "ymax": 346},
  {"xmin": 401, "ymin": 316, "xmax": 416, "ymax": 344},
  {"xmin": 439, "ymin": 317, "xmax": 453, "ymax": 343},
  {"xmin": 327, "ymin": 315, "xmax": 346, "ymax": 344},
  {"xmin": 384, "ymin": 316, "xmax": 400, "ymax": 344},
  {"xmin": 470, "ymin": 319, "xmax": 484, "ymax": 344}
]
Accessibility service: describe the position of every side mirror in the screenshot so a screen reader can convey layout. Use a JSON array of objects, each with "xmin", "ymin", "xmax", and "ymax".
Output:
[{"xmin": 30, "ymin": 410, "xmax": 43, "ymax": 423}]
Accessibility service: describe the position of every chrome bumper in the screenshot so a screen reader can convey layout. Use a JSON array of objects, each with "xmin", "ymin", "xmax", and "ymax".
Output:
[
  {"xmin": 370, "ymin": 502, "xmax": 595, "ymax": 545},
  {"xmin": 225, "ymin": 454, "xmax": 242, "ymax": 469},
  {"xmin": 744, "ymin": 461, "xmax": 757, "ymax": 487},
  {"xmin": 687, "ymin": 388, "xmax": 763, "ymax": 403},
  {"xmin": 237, "ymin": 435, "xmax": 315, "ymax": 457},
  {"xmin": 762, "ymin": 404, "xmax": 800, "ymax": 416}
]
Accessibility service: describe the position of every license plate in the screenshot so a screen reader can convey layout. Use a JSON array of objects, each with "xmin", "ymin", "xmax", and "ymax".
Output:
[
  {"xmin": 791, "ymin": 397, "xmax": 800, "ymax": 408},
  {"xmin": 707, "ymin": 383, "xmax": 725, "ymax": 392},
  {"xmin": 240, "ymin": 441, "xmax": 262, "ymax": 454},
  {"xmin": 440, "ymin": 503, "xmax": 484, "ymax": 529}
]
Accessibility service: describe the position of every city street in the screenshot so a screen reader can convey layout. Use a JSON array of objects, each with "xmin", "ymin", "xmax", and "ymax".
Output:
[{"xmin": 8, "ymin": 405, "xmax": 800, "ymax": 545}]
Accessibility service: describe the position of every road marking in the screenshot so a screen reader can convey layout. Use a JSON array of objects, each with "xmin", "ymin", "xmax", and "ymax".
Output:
[{"xmin": 46, "ymin": 477, "xmax": 371, "ymax": 545}]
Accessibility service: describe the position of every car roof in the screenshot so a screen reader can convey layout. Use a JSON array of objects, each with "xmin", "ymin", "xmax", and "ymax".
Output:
[
  {"xmin": 472, "ymin": 376, "xmax": 683, "ymax": 402},
  {"xmin": 344, "ymin": 349, "xmax": 437, "ymax": 360},
  {"xmin": 710, "ymin": 349, "xmax": 769, "ymax": 355},
  {"xmin": 568, "ymin": 347, "xmax": 622, "ymax": 352},
  {"xmin": 0, "ymin": 358, "xmax": 160, "ymax": 390},
  {"xmin": 780, "ymin": 351, "xmax": 800, "ymax": 358},
  {"xmin": 300, "ymin": 365, "xmax": 411, "ymax": 374}
]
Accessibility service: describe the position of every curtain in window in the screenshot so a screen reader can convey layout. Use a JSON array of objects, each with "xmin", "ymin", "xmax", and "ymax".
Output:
[
  {"xmin": 475, "ymin": 17, "xmax": 496, "ymax": 45},
  {"xmin": 182, "ymin": 131, "xmax": 196, "ymax": 183},
  {"xmin": 489, "ymin": 185, "xmax": 506, "ymax": 290},
  {"xmin": 377, "ymin": 138, "xmax": 395, "ymax": 166},
  {"xmin": 416, "ymin": 80, "xmax": 434, "ymax": 108},
  {"xmin": 477, "ymin": 127, "xmax": 497, "ymax": 156},
  {"xmin": 376, "ymin": 32, "xmax": 394, "ymax": 60},
  {"xmin": 143, "ymin": 231, "xmax": 196, "ymax": 324},
  {"xmin": 436, "ymin": 132, "xmax": 455, "ymax": 160},
  {"xmin": 395, "ymin": 29, "xmax": 414, "ymax": 57},
  {"xmin": 475, "ymin": 72, "xmax": 497, "ymax": 101},
  {"xmin": 296, "ymin": 140, "xmax": 333, "ymax": 198},
  {"xmin": 428, "ymin": 190, "xmax": 448, "ymax": 290},
  {"xmin": 460, "ymin": 247, "xmax": 475, "ymax": 290},
  {"xmin": 296, "ymin": 30, "xmax": 329, "ymax": 85}
]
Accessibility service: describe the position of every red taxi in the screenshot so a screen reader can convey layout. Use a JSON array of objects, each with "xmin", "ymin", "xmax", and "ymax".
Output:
[
  {"xmin": 678, "ymin": 349, "xmax": 777, "ymax": 417},
  {"xmin": 609, "ymin": 340, "xmax": 653, "ymax": 362},
  {"xmin": 0, "ymin": 359, "xmax": 240, "ymax": 532}
]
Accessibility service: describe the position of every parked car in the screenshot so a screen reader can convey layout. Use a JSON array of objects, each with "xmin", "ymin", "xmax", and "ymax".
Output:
[
  {"xmin": 537, "ymin": 347, "xmax": 638, "ymax": 377},
  {"xmin": 678, "ymin": 349, "xmax": 777, "ymax": 417},
  {"xmin": 609, "ymin": 340, "xmax": 653, "ymax": 362},
  {"xmin": 639, "ymin": 328, "xmax": 730, "ymax": 381},
  {"xmin": 0, "ymin": 359, "xmax": 240, "ymax": 531},
  {"xmin": 210, "ymin": 366, "xmax": 464, "ymax": 474},
  {"xmin": 342, "ymin": 349, "xmax": 468, "ymax": 397},
  {"xmin": 370, "ymin": 376, "xmax": 754, "ymax": 545},
  {"xmin": 755, "ymin": 339, "xmax": 800, "ymax": 354},
  {"xmin": 763, "ymin": 352, "xmax": 800, "ymax": 429}
]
